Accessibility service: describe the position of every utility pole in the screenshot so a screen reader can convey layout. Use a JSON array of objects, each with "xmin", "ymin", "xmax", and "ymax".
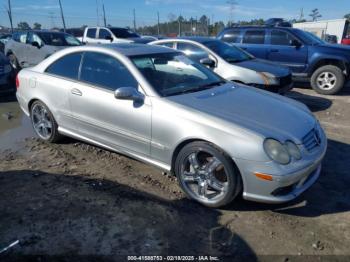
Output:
[
  {"xmin": 6, "ymin": 0, "xmax": 14, "ymax": 33},
  {"xmin": 95, "ymin": 0, "xmax": 99, "ymax": 26},
  {"xmin": 157, "ymin": 11, "xmax": 160, "ymax": 36},
  {"xmin": 299, "ymin": 8, "xmax": 304, "ymax": 21},
  {"xmin": 133, "ymin": 8, "xmax": 136, "ymax": 31},
  {"xmin": 103, "ymin": 3, "xmax": 107, "ymax": 27},
  {"xmin": 58, "ymin": 0, "xmax": 66, "ymax": 32},
  {"xmin": 226, "ymin": 0, "xmax": 237, "ymax": 26}
]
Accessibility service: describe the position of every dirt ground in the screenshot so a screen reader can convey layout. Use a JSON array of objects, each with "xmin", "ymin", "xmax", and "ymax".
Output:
[{"xmin": 0, "ymin": 85, "xmax": 350, "ymax": 261}]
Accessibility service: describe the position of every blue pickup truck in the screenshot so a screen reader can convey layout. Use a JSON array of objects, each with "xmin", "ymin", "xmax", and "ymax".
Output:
[{"xmin": 217, "ymin": 26, "xmax": 350, "ymax": 95}]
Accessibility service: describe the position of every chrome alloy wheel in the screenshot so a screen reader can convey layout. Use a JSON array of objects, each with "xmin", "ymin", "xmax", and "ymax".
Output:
[
  {"xmin": 316, "ymin": 72, "xmax": 337, "ymax": 90},
  {"xmin": 31, "ymin": 103, "xmax": 53, "ymax": 140},
  {"xmin": 180, "ymin": 151, "xmax": 229, "ymax": 204}
]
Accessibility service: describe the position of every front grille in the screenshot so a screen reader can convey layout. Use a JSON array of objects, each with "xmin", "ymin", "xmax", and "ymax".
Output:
[
  {"xmin": 279, "ymin": 74, "xmax": 292, "ymax": 87},
  {"xmin": 302, "ymin": 128, "xmax": 322, "ymax": 151}
]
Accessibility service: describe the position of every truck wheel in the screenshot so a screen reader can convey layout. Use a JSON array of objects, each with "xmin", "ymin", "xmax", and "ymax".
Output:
[{"xmin": 311, "ymin": 65, "xmax": 345, "ymax": 95}]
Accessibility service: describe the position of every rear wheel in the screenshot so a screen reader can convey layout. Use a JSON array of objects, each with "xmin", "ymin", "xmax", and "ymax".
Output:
[
  {"xmin": 30, "ymin": 101, "xmax": 62, "ymax": 143},
  {"xmin": 311, "ymin": 65, "xmax": 345, "ymax": 95},
  {"xmin": 174, "ymin": 141, "xmax": 241, "ymax": 208}
]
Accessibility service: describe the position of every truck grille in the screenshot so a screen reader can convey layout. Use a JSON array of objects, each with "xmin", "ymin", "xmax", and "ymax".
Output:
[{"xmin": 302, "ymin": 127, "xmax": 322, "ymax": 151}]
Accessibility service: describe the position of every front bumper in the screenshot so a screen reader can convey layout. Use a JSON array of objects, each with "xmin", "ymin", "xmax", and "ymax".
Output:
[
  {"xmin": 249, "ymin": 74, "xmax": 293, "ymax": 95},
  {"xmin": 235, "ymin": 134, "xmax": 327, "ymax": 204}
]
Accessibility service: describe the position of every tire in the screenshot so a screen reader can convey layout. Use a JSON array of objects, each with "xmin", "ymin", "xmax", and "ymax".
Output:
[
  {"xmin": 30, "ymin": 101, "xmax": 62, "ymax": 143},
  {"xmin": 7, "ymin": 53, "xmax": 21, "ymax": 72},
  {"xmin": 310, "ymin": 65, "xmax": 345, "ymax": 95},
  {"xmin": 174, "ymin": 141, "xmax": 242, "ymax": 208}
]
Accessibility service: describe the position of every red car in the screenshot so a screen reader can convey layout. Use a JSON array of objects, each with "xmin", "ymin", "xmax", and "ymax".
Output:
[{"xmin": 342, "ymin": 35, "xmax": 350, "ymax": 45}]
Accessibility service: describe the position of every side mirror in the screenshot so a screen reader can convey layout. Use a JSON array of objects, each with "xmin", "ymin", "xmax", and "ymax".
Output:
[
  {"xmin": 105, "ymin": 35, "xmax": 113, "ymax": 42},
  {"xmin": 200, "ymin": 57, "xmax": 215, "ymax": 68},
  {"xmin": 289, "ymin": 39, "xmax": 301, "ymax": 48},
  {"xmin": 114, "ymin": 87, "xmax": 144, "ymax": 102},
  {"xmin": 31, "ymin": 41, "xmax": 41, "ymax": 48}
]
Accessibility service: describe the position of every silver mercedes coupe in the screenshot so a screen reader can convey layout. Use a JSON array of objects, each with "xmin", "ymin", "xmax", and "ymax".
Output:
[{"xmin": 16, "ymin": 44, "xmax": 327, "ymax": 208}]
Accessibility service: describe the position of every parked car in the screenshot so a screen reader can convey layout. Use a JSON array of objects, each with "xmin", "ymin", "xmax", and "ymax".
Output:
[
  {"xmin": 218, "ymin": 26, "xmax": 350, "ymax": 95},
  {"xmin": 5, "ymin": 30, "xmax": 81, "ymax": 70},
  {"xmin": 81, "ymin": 26, "xmax": 154, "ymax": 44},
  {"xmin": 342, "ymin": 35, "xmax": 350, "ymax": 45},
  {"xmin": 0, "ymin": 52, "xmax": 15, "ymax": 95},
  {"xmin": 150, "ymin": 37, "xmax": 293, "ymax": 94},
  {"xmin": 16, "ymin": 44, "xmax": 327, "ymax": 207},
  {"xmin": 0, "ymin": 33, "xmax": 12, "ymax": 53}
]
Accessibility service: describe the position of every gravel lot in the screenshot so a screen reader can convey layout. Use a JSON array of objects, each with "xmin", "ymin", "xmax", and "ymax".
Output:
[{"xmin": 0, "ymin": 86, "xmax": 349, "ymax": 261}]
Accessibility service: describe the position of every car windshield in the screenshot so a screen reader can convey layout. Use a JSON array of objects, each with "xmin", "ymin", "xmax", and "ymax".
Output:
[
  {"xmin": 130, "ymin": 52, "xmax": 225, "ymax": 97},
  {"xmin": 110, "ymin": 28, "xmax": 140, "ymax": 38},
  {"xmin": 203, "ymin": 40, "xmax": 253, "ymax": 63},
  {"xmin": 37, "ymin": 32, "xmax": 81, "ymax": 46},
  {"xmin": 295, "ymin": 29, "xmax": 325, "ymax": 45}
]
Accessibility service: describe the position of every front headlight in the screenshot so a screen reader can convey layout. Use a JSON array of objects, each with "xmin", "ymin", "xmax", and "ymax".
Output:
[
  {"xmin": 259, "ymin": 72, "xmax": 276, "ymax": 85},
  {"xmin": 264, "ymin": 139, "xmax": 290, "ymax": 165},
  {"xmin": 285, "ymin": 141, "xmax": 301, "ymax": 160}
]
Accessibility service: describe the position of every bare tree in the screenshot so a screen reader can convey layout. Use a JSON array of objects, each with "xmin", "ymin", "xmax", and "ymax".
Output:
[{"xmin": 309, "ymin": 8, "xmax": 322, "ymax": 22}]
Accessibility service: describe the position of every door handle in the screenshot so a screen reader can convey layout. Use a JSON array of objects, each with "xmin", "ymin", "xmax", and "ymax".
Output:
[
  {"xmin": 71, "ymin": 88, "xmax": 82, "ymax": 96},
  {"xmin": 270, "ymin": 49, "xmax": 279, "ymax": 52}
]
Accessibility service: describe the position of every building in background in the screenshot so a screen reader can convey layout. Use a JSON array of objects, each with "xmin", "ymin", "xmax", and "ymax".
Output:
[{"xmin": 293, "ymin": 19, "xmax": 349, "ymax": 44}]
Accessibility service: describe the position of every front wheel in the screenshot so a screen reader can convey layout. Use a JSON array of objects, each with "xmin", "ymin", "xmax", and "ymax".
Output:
[
  {"xmin": 174, "ymin": 141, "xmax": 241, "ymax": 208},
  {"xmin": 310, "ymin": 65, "xmax": 345, "ymax": 95},
  {"xmin": 7, "ymin": 54, "xmax": 21, "ymax": 71},
  {"xmin": 30, "ymin": 101, "xmax": 62, "ymax": 143}
]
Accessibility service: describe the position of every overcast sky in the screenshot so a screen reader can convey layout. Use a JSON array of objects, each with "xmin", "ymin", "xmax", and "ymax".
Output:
[{"xmin": 1, "ymin": 0, "xmax": 349, "ymax": 29}]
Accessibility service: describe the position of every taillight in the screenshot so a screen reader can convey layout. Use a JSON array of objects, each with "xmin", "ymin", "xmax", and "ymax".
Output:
[{"xmin": 15, "ymin": 74, "xmax": 20, "ymax": 89}]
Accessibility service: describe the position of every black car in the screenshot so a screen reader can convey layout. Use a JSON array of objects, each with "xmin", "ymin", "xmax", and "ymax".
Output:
[{"xmin": 0, "ymin": 52, "xmax": 15, "ymax": 95}]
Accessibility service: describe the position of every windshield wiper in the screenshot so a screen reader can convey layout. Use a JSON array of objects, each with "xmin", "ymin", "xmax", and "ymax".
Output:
[{"xmin": 166, "ymin": 81, "xmax": 226, "ymax": 96}]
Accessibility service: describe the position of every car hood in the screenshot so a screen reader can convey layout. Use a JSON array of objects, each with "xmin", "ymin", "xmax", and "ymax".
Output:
[
  {"xmin": 235, "ymin": 58, "xmax": 291, "ymax": 77},
  {"xmin": 315, "ymin": 43, "xmax": 350, "ymax": 57},
  {"xmin": 167, "ymin": 83, "xmax": 315, "ymax": 143}
]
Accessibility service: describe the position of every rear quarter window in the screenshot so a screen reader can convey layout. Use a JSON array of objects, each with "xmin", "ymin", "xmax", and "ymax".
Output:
[{"xmin": 45, "ymin": 52, "xmax": 82, "ymax": 80}]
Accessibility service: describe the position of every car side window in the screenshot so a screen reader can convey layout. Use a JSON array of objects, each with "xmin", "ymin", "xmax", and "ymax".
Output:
[
  {"xmin": 80, "ymin": 52, "xmax": 138, "ymax": 91},
  {"xmin": 243, "ymin": 30, "xmax": 265, "ymax": 44},
  {"xmin": 222, "ymin": 29, "xmax": 241, "ymax": 43},
  {"xmin": 45, "ymin": 52, "xmax": 83, "ymax": 80},
  {"xmin": 270, "ymin": 30, "xmax": 296, "ymax": 45},
  {"xmin": 87, "ymin": 28, "xmax": 97, "ymax": 38},
  {"xmin": 157, "ymin": 42, "xmax": 174, "ymax": 48},
  {"xmin": 98, "ymin": 29, "xmax": 111, "ymax": 39},
  {"xmin": 177, "ymin": 43, "xmax": 209, "ymax": 62},
  {"xmin": 27, "ymin": 33, "xmax": 43, "ymax": 46},
  {"xmin": 19, "ymin": 33, "xmax": 27, "ymax": 44}
]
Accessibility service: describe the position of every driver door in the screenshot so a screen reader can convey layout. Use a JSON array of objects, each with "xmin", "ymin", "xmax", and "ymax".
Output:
[{"xmin": 69, "ymin": 51, "xmax": 152, "ymax": 156}]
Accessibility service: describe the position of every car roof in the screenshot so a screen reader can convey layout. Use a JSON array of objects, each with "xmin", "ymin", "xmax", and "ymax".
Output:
[
  {"xmin": 89, "ymin": 43, "xmax": 178, "ymax": 56},
  {"xmin": 222, "ymin": 26, "xmax": 295, "ymax": 31}
]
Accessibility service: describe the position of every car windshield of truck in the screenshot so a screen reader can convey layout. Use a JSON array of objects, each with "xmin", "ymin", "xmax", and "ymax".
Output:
[
  {"xmin": 131, "ymin": 52, "xmax": 225, "ymax": 97},
  {"xmin": 203, "ymin": 40, "xmax": 253, "ymax": 63},
  {"xmin": 296, "ymin": 30, "xmax": 325, "ymax": 45},
  {"xmin": 110, "ymin": 28, "xmax": 140, "ymax": 38},
  {"xmin": 37, "ymin": 32, "xmax": 81, "ymax": 46}
]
